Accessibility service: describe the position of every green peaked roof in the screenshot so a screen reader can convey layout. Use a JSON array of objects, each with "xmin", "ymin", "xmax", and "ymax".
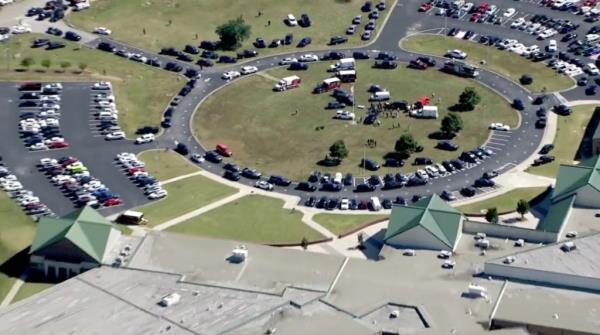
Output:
[
  {"xmin": 552, "ymin": 156, "xmax": 600, "ymax": 202},
  {"xmin": 537, "ymin": 194, "xmax": 576, "ymax": 233},
  {"xmin": 30, "ymin": 206, "xmax": 115, "ymax": 263},
  {"xmin": 385, "ymin": 195, "xmax": 462, "ymax": 249}
]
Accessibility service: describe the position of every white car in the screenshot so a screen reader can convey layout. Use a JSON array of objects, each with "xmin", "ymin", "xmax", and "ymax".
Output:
[
  {"xmin": 4, "ymin": 182, "xmax": 23, "ymax": 191},
  {"xmin": 44, "ymin": 83, "xmax": 62, "ymax": 90},
  {"xmin": 191, "ymin": 154, "xmax": 205, "ymax": 163},
  {"xmin": 279, "ymin": 57, "xmax": 298, "ymax": 65},
  {"xmin": 522, "ymin": 45, "xmax": 539, "ymax": 57},
  {"xmin": 135, "ymin": 133, "xmax": 155, "ymax": 144},
  {"xmin": 339, "ymin": 198, "xmax": 350, "ymax": 210},
  {"xmin": 255, "ymin": 180, "xmax": 274, "ymax": 191},
  {"xmin": 39, "ymin": 110, "xmax": 60, "ymax": 118},
  {"xmin": 299, "ymin": 54, "xmax": 319, "ymax": 62},
  {"xmin": 547, "ymin": 39, "xmax": 557, "ymax": 52},
  {"xmin": 93, "ymin": 27, "xmax": 112, "ymax": 35},
  {"xmin": 510, "ymin": 17, "xmax": 525, "ymax": 29},
  {"xmin": 489, "ymin": 123, "xmax": 510, "ymax": 131},
  {"xmin": 0, "ymin": 0, "xmax": 14, "ymax": 6},
  {"xmin": 445, "ymin": 49, "xmax": 467, "ymax": 59},
  {"xmin": 105, "ymin": 131, "xmax": 125, "ymax": 140},
  {"xmin": 148, "ymin": 189, "xmax": 168, "ymax": 199},
  {"xmin": 334, "ymin": 110, "xmax": 355, "ymax": 120},
  {"xmin": 240, "ymin": 66, "xmax": 258, "ymax": 75},
  {"xmin": 92, "ymin": 82, "xmax": 112, "ymax": 90},
  {"xmin": 221, "ymin": 71, "xmax": 241, "ymax": 80},
  {"xmin": 39, "ymin": 158, "xmax": 57, "ymax": 166},
  {"xmin": 95, "ymin": 94, "xmax": 115, "ymax": 102},
  {"xmin": 586, "ymin": 63, "xmax": 599, "ymax": 75},
  {"xmin": 442, "ymin": 260, "xmax": 456, "ymax": 269},
  {"xmin": 40, "ymin": 95, "xmax": 61, "ymax": 102},
  {"xmin": 586, "ymin": 33, "xmax": 600, "ymax": 42},
  {"xmin": 416, "ymin": 169, "xmax": 429, "ymax": 180},
  {"xmin": 403, "ymin": 249, "xmax": 416, "ymax": 256},
  {"xmin": 461, "ymin": 3, "xmax": 473, "ymax": 12},
  {"xmin": 286, "ymin": 14, "xmax": 297, "ymax": 26},
  {"xmin": 503, "ymin": 8, "xmax": 516, "ymax": 17},
  {"xmin": 29, "ymin": 142, "xmax": 48, "ymax": 151},
  {"xmin": 566, "ymin": 231, "xmax": 578, "ymax": 238},
  {"xmin": 11, "ymin": 25, "xmax": 31, "ymax": 34},
  {"xmin": 538, "ymin": 29, "xmax": 557, "ymax": 39}
]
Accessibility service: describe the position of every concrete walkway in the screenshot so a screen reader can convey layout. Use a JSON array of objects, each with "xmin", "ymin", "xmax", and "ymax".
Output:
[
  {"xmin": 0, "ymin": 274, "xmax": 26, "ymax": 307},
  {"xmin": 160, "ymin": 171, "xmax": 204, "ymax": 185}
]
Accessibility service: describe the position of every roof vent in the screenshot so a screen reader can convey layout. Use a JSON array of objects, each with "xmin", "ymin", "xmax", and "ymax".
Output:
[{"xmin": 159, "ymin": 293, "xmax": 181, "ymax": 307}]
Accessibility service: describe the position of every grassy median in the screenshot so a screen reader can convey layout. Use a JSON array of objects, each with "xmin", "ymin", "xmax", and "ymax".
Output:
[
  {"xmin": 167, "ymin": 194, "xmax": 324, "ymax": 244},
  {"xmin": 401, "ymin": 34, "xmax": 574, "ymax": 93},
  {"xmin": 313, "ymin": 213, "xmax": 387, "ymax": 236},
  {"xmin": 137, "ymin": 150, "xmax": 200, "ymax": 182},
  {"xmin": 456, "ymin": 187, "xmax": 547, "ymax": 214}
]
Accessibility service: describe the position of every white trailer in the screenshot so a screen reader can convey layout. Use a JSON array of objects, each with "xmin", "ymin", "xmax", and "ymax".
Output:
[
  {"xmin": 329, "ymin": 57, "xmax": 356, "ymax": 71},
  {"xmin": 410, "ymin": 105, "xmax": 438, "ymax": 119}
]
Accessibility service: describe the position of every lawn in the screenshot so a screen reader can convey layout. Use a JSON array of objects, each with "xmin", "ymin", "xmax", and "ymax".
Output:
[
  {"xmin": 401, "ymin": 34, "xmax": 574, "ymax": 93},
  {"xmin": 0, "ymin": 34, "xmax": 182, "ymax": 136},
  {"xmin": 11, "ymin": 282, "xmax": 54, "ymax": 304},
  {"xmin": 456, "ymin": 187, "xmax": 547, "ymax": 214},
  {"xmin": 527, "ymin": 105, "xmax": 598, "ymax": 178},
  {"xmin": 313, "ymin": 213, "xmax": 387, "ymax": 236},
  {"xmin": 137, "ymin": 149, "xmax": 200, "ymax": 181},
  {"xmin": 67, "ymin": 0, "xmax": 389, "ymax": 59},
  {"xmin": 167, "ymin": 194, "xmax": 324, "ymax": 244},
  {"xmin": 136, "ymin": 175, "xmax": 237, "ymax": 227},
  {"xmin": 194, "ymin": 61, "xmax": 518, "ymax": 179},
  {"xmin": 0, "ymin": 192, "xmax": 37, "ymax": 303}
]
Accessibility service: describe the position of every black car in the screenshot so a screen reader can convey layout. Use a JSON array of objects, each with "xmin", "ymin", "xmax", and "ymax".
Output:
[
  {"xmin": 46, "ymin": 27, "xmax": 62, "ymax": 36},
  {"xmin": 437, "ymin": 140, "xmax": 459, "ymax": 151},
  {"xmin": 483, "ymin": 171, "xmax": 499, "ymax": 179},
  {"xmin": 184, "ymin": 68, "xmax": 199, "ymax": 79},
  {"xmin": 204, "ymin": 151, "xmax": 223, "ymax": 163},
  {"xmin": 539, "ymin": 144, "xmax": 555, "ymax": 155},
  {"xmin": 316, "ymin": 197, "xmax": 328, "ymax": 209},
  {"xmin": 329, "ymin": 36, "xmax": 348, "ymax": 45},
  {"xmin": 297, "ymin": 37, "xmax": 312, "ymax": 47},
  {"xmin": 533, "ymin": 155, "xmax": 555, "ymax": 166},
  {"xmin": 305, "ymin": 196, "xmax": 316, "ymax": 207},
  {"xmin": 417, "ymin": 56, "xmax": 436, "ymax": 66},
  {"xmin": 413, "ymin": 157, "xmax": 433, "ymax": 165},
  {"xmin": 196, "ymin": 59, "xmax": 213, "ymax": 67},
  {"xmin": 64, "ymin": 31, "xmax": 81, "ymax": 41},
  {"xmin": 361, "ymin": 1, "xmax": 372, "ymax": 12},
  {"xmin": 177, "ymin": 53, "xmax": 193, "ymax": 62},
  {"xmin": 241, "ymin": 168, "xmax": 261, "ymax": 179},
  {"xmin": 384, "ymin": 158, "xmax": 404, "ymax": 167},
  {"xmin": 474, "ymin": 177, "xmax": 495, "ymax": 188},
  {"xmin": 268, "ymin": 175, "xmax": 291, "ymax": 186},
  {"xmin": 288, "ymin": 62, "xmax": 308, "ymax": 70},
  {"xmin": 512, "ymin": 99, "xmax": 525, "ymax": 111},
  {"xmin": 223, "ymin": 163, "xmax": 241, "ymax": 173},
  {"xmin": 184, "ymin": 44, "xmax": 199, "ymax": 54},
  {"xmin": 405, "ymin": 177, "xmax": 426, "ymax": 187},
  {"xmin": 382, "ymin": 198, "xmax": 392, "ymax": 209},
  {"xmin": 447, "ymin": 27, "xmax": 459, "ymax": 36},
  {"xmin": 97, "ymin": 41, "xmax": 116, "ymax": 52},
  {"xmin": 450, "ymin": 159, "xmax": 465, "ymax": 170},
  {"xmin": 200, "ymin": 40, "xmax": 219, "ymax": 50},
  {"xmin": 19, "ymin": 100, "xmax": 39, "ymax": 107},
  {"xmin": 536, "ymin": 107, "xmax": 547, "ymax": 117},
  {"xmin": 27, "ymin": 7, "xmax": 44, "ymax": 16},
  {"xmin": 218, "ymin": 55, "xmax": 237, "ymax": 63},
  {"xmin": 32, "ymin": 39, "xmax": 50, "ymax": 48},
  {"xmin": 321, "ymin": 182, "xmax": 342, "ymax": 192},
  {"xmin": 254, "ymin": 38, "xmax": 266, "ymax": 48},
  {"xmin": 160, "ymin": 117, "xmax": 172, "ymax": 128},
  {"xmin": 299, "ymin": 14, "xmax": 311, "ymax": 27},
  {"xmin": 165, "ymin": 62, "xmax": 183, "ymax": 72},
  {"xmin": 21, "ymin": 92, "xmax": 39, "ymax": 100},
  {"xmin": 160, "ymin": 47, "xmax": 180, "ymax": 56},
  {"xmin": 355, "ymin": 183, "xmax": 376, "ymax": 192},
  {"xmin": 237, "ymin": 49, "xmax": 258, "ymax": 58},
  {"xmin": 586, "ymin": 85, "xmax": 597, "ymax": 95},
  {"xmin": 223, "ymin": 170, "xmax": 241, "ymax": 181},
  {"xmin": 460, "ymin": 187, "xmax": 476, "ymax": 197},
  {"xmin": 297, "ymin": 182, "xmax": 317, "ymax": 192},
  {"xmin": 353, "ymin": 51, "xmax": 370, "ymax": 59},
  {"xmin": 283, "ymin": 33, "xmax": 293, "ymax": 45},
  {"xmin": 360, "ymin": 158, "xmax": 380, "ymax": 171},
  {"xmin": 269, "ymin": 39, "xmax": 282, "ymax": 48},
  {"xmin": 174, "ymin": 143, "xmax": 189, "ymax": 156},
  {"xmin": 554, "ymin": 104, "xmax": 572, "ymax": 116},
  {"xmin": 373, "ymin": 60, "xmax": 397, "ymax": 69},
  {"xmin": 136, "ymin": 126, "xmax": 159, "ymax": 135},
  {"xmin": 460, "ymin": 151, "xmax": 477, "ymax": 163},
  {"xmin": 201, "ymin": 50, "xmax": 219, "ymax": 59},
  {"xmin": 442, "ymin": 161, "xmax": 455, "ymax": 173},
  {"xmin": 376, "ymin": 52, "xmax": 396, "ymax": 61},
  {"xmin": 394, "ymin": 196, "xmax": 407, "ymax": 206}
]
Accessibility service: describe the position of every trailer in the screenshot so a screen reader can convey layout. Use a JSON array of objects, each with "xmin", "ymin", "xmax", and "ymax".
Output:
[
  {"xmin": 314, "ymin": 77, "xmax": 341, "ymax": 93},
  {"xmin": 115, "ymin": 210, "xmax": 148, "ymax": 225},
  {"xmin": 410, "ymin": 105, "xmax": 439, "ymax": 119},
  {"xmin": 336, "ymin": 69, "xmax": 357, "ymax": 83},
  {"xmin": 273, "ymin": 75, "xmax": 301, "ymax": 91},
  {"xmin": 329, "ymin": 57, "xmax": 356, "ymax": 71}
]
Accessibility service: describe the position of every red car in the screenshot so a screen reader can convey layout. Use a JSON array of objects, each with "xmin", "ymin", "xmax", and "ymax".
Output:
[
  {"xmin": 470, "ymin": 13, "xmax": 481, "ymax": 21},
  {"xmin": 216, "ymin": 143, "xmax": 232, "ymax": 157},
  {"xmin": 409, "ymin": 59, "xmax": 428, "ymax": 70},
  {"xmin": 49, "ymin": 141, "xmax": 69, "ymax": 149},
  {"xmin": 127, "ymin": 166, "xmax": 146, "ymax": 175},
  {"xmin": 418, "ymin": 2, "xmax": 432, "ymax": 11},
  {"xmin": 103, "ymin": 198, "xmax": 122, "ymax": 207},
  {"xmin": 60, "ymin": 157, "xmax": 78, "ymax": 167},
  {"xmin": 478, "ymin": 2, "xmax": 489, "ymax": 13}
]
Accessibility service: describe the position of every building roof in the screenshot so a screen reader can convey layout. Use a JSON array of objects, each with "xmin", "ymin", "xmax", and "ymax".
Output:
[
  {"xmin": 552, "ymin": 156, "xmax": 600, "ymax": 202},
  {"xmin": 384, "ymin": 195, "xmax": 462, "ymax": 248},
  {"xmin": 536, "ymin": 194, "xmax": 575, "ymax": 233},
  {"xmin": 592, "ymin": 107, "xmax": 600, "ymax": 141},
  {"xmin": 30, "ymin": 206, "xmax": 115, "ymax": 263}
]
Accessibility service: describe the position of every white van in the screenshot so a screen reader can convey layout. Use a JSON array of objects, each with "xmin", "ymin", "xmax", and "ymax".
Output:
[
  {"xmin": 370, "ymin": 196, "xmax": 382, "ymax": 211},
  {"xmin": 286, "ymin": 14, "xmax": 297, "ymax": 26},
  {"xmin": 334, "ymin": 172, "xmax": 343, "ymax": 184},
  {"xmin": 329, "ymin": 57, "xmax": 356, "ymax": 71},
  {"xmin": 369, "ymin": 90, "xmax": 390, "ymax": 101}
]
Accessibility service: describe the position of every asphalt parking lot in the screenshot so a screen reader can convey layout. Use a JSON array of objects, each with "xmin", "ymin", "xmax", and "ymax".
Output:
[{"xmin": 0, "ymin": 82, "xmax": 152, "ymax": 216}]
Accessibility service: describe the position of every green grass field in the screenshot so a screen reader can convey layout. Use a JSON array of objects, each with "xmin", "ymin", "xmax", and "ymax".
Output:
[
  {"xmin": 136, "ymin": 175, "xmax": 237, "ymax": 227},
  {"xmin": 167, "ymin": 194, "xmax": 324, "ymax": 244},
  {"xmin": 194, "ymin": 61, "xmax": 517, "ymax": 179},
  {"xmin": 0, "ymin": 193, "xmax": 37, "ymax": 303},
  {"xmin": 401, "ymin": 34, "xmax": 574, "ymax": 93},
  {"xmin": 11, "ymin": 282, "xmax": 54, "ymax": 304},
  {"xmin": 0, "ymin": 35, "xmax": 181, "ymax": 136},
  {"xmin": 137, "ymin": 150, "xmax": 200, "ymax": 181},
  {"xmin": 456, "ymin": 187, "xmax": 547, "ymax": 214},
  {"xmin": 67, "ymin": 0, "xmax": 387, "ymax": 59},
  {"xmin": 527, "ymin": 105, "xmax": 598, "ymax": 178},
  {"xmin": 313, "ymin": 213, "xmax": 387, "ymax": 236}
]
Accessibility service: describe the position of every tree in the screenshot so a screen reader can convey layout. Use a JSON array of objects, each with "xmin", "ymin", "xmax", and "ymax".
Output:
[
  {"xmin": 78, "ymin": 62, "xmax": 88, "ymax": 72},
  {"xmin": 41, "ymin": 59, "xmax": 51, "ymax": 71},
  {"xmin": 20, "ymin": 57, "xmax": 34, "ymax": 70},
  {"xmin": 516, "ymin": 199, "xmax": 529, "ymax": 220},
  {"xmin": 215, "ymin": 16, "xmax": 251, "ymax": 50},
  {"xmin": 60, "ymin": 61, "xmax": 71, "ymax": 72},
  {"xmin": 441, "ymin": 113, "xmax": 464, "ymax": 135},
  {"xmin": 458, "ymin": 87, "xmax": 481, "ymax": 111},
  {"xmin": 357, "ymin": 232, "xmax": 365, "ymax": 250},
  {"xmin": 394, "ymin": 133, "xmax": 419, "ymax": 157},
  {"xmin": 485, "ymin": 207, "xmax": 499, "ymax": 224},
  {"xmin": 300, "ymin": 237, "xmax": 308, "ymax": 250},
  {"xmin": 329, "ymin": 140, "xmax": 349, "ymax": 160}
]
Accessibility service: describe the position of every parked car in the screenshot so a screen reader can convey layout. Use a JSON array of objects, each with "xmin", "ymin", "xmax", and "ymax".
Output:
[{"xmin": 360, "ymin": 158, "xmax": 380, "ymax": 171}]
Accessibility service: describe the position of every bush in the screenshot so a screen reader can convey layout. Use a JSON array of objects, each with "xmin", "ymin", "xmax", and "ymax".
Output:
[
  {"xmin": 216, "ymin": 16, "xmax": 251, "ymax": 50},
  {"xmin": 395, "ymin": 133, "xmax": 419, "ymax": 157}
]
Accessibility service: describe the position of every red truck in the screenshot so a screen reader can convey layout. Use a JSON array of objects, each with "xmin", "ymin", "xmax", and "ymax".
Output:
[
  {"xmin": 273, "ymin": 75, "xmax": 301, "ymax": 91},
  {"xmin": 216, "ymin": 143, "xmax": 232, "ymax": 157},
  {"xmin": 313, "ymin": 77, "xmax": 341, "ymax": 94}
]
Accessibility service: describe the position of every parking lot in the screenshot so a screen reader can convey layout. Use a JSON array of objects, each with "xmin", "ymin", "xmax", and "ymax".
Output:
[{"xmin": 0, "ymin": 81, "xmax": 152, "ymax": 216}]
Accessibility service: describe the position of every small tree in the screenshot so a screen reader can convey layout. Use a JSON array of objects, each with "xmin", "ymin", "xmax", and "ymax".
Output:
[
  {"xmin": 41, "ymin": 59, "xmax": 51, "ymax": 71},
  {"xmin": 300, "ymin": 237, "xmax": 308, "ymax": 250},
  {"xmin": 458, "ymin": 87, "xmax": 481, "ymax": 111},
  {"xmin": 516, "ymin": 199, "xmax": 529, "ymax": 220},
  {"xmin": 215, "ymin": 16, "xmax": 251, "ymax": 50},
  {"xmin": 20, "ymin": 57, "xmax": 34, "ymax": 70},
  {"xmin": 485, "ymin": 207, "xmax": 499, "ymax": 224},
  {"xmin": 60, "ymin": 61, "xmax": 71, "ymax": 72},
  {"xmin": 78, "ymin": 62, "xmax": 88, "ymax": 72},
  {"xmin": 395, "ymin": 133, "xmax": 419, "ymax": 157},
  {"xmin": 357, "ymin": 232, "xmax": 365, "ymax": 250},
  {"xmin": 329, "ymin": 140, "xmax": 349, "ymax": 160},
  {"xmin": 441, "ymin": 113, "xmax": 464, "ymax": 135}
]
